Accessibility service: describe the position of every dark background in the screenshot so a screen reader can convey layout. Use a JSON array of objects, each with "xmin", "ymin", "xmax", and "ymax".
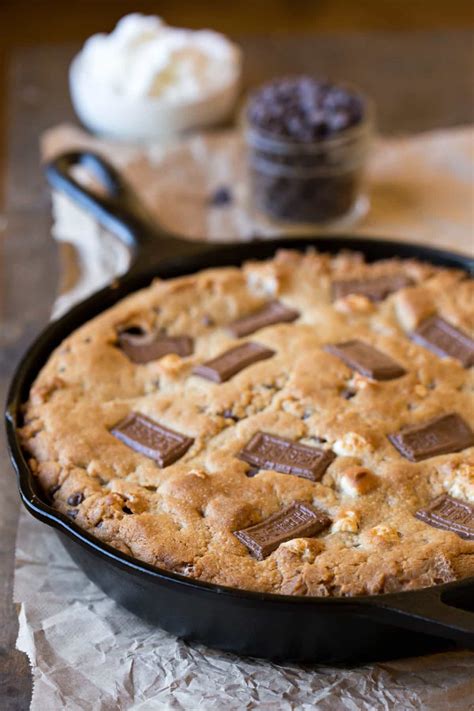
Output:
[{"xmin": 1, "ymin": 0, "xmax": 474, "ymax": 207}]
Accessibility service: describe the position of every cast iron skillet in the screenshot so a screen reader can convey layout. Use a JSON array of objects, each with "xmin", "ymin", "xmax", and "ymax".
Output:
[{"xmin": 6, "ymin": 151, "xmax": 474, "ymax": 663}]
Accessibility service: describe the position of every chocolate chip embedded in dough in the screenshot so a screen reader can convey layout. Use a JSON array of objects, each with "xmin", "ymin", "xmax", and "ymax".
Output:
[
  {"xmin": 67, "ymin": 492, "xmax": 84, "ymax": 506},
  {"xmin": 222, "ymin": 409, "xmax": 240, "ymax": 422},
  {"xmin": 209, "ymin": 186, "xmax": 233, "ymax": 206},
  {"xmin": 202, "ymin": 314, "xmax": 215, "ymax": 327}
]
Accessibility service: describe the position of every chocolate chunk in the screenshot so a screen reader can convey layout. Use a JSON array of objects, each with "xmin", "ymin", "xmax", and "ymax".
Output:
[
  {"xmin": 412, "ymin": 315, "xmax": 474, "ymax": 368},
  {"xmin": 228, "ymin": 301, "xmax": 300, "ymax": 338},
  {"xmin": 332, "ymin": 274, "xmax": 412, "ymax": 302},
  {"xmin": 388, "ymin": 413, "xmax": 474, "ymax": 462},
  {"xmin": 415, "ymin": 495, "xmax": 474, "ymax": 540},
  {"xmin": 111, "ymin": 412, "xmax": 194, "ymax": 467},
  {"xmin": 324, "ymin": 340, "xmax": 406, "ymax": 380},
  {"xmin": 192, "ymin": 342, "xmax": 275, "ymax": 383},
  {"xmin": 67, "ymin": 492, "xmax": 84, "ymax": 506},
  {"xmin": 237, "ymin": 431, "xmax": 335, "ymax": 481},
  {"xmin": 118, "ymin": 330, "xmax": 193, "ymax": 364},
  {"xmin": 234, "ymin": 502, "xmax": 331, "ymax": 560}
]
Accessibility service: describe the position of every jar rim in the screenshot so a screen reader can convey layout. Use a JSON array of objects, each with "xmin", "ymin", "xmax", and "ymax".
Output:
[{"xmin": 243, "ymin": 86, "xmax": 375, "ymax": 154}]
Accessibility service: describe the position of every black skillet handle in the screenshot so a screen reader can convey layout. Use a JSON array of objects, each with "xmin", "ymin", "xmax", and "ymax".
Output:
[
  {"xmin": 361, "ymin": 580, "xmax": 474, "ymax": 648},
  {"xmin": 44, "ymin": 151, "xmax": 205, "ymax": 275}
]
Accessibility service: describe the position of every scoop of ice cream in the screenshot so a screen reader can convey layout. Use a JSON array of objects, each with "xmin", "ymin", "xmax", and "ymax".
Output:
[
  {"xmin": 70, "ymin": 14, "xmax": 242, "ymax": 140},
  {"xmin": 78, "ymin": 14, "xmax": 240, "ymax": 102}
]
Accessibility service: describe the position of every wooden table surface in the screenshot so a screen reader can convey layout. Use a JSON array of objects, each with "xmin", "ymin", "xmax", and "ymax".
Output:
[{"xmin": 1, "ymin": 32, "xmax": 473, "ymax": 710}]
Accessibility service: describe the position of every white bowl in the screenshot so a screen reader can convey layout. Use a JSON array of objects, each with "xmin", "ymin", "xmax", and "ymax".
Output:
[{"xmin": 69, "ymin": 52, "xmax": 241, "ymax": 142}]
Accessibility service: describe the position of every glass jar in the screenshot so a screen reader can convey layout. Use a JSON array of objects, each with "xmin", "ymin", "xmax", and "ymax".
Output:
[{"xmin": 245, "ymin": 97, "xmax": 374, "ymax": 227}]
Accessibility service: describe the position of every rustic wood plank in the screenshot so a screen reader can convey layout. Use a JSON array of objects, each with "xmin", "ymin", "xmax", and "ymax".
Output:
[
  {"xmin": 0, "ymin": 212, "xmax": 58, "ymax": 711},
  {"xmin": 0, "ymin": 648, "xmax": 32, "ymax": 711}
]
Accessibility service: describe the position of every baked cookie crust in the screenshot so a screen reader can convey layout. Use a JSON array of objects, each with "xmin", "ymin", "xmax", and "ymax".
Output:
[{"xmin": 20, "ymin": 249, "xmax": 474, "ymax": 596}]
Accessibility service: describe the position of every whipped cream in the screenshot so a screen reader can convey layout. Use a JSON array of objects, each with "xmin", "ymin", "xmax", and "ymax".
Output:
[{"xmin": 70, "ymin": 14, "xmax": 241, "ymax": 140}]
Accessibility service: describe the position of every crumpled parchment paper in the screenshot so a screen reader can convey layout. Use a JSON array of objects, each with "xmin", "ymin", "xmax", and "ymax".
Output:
[{"xmin": 14, "ymin": 124, "xmax": 474, "ymax": 710}]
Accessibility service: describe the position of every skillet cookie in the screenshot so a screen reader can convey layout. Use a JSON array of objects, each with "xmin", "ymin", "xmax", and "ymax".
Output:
[{"xmin": 20, "ymin": 249, "xmax": 474, "ymax": 596}]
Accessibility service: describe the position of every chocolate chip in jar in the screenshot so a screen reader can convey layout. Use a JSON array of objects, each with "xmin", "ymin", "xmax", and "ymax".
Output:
[{"xmin": 245, "ymin": 75, "xmax": 373, "ymax": 225}]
